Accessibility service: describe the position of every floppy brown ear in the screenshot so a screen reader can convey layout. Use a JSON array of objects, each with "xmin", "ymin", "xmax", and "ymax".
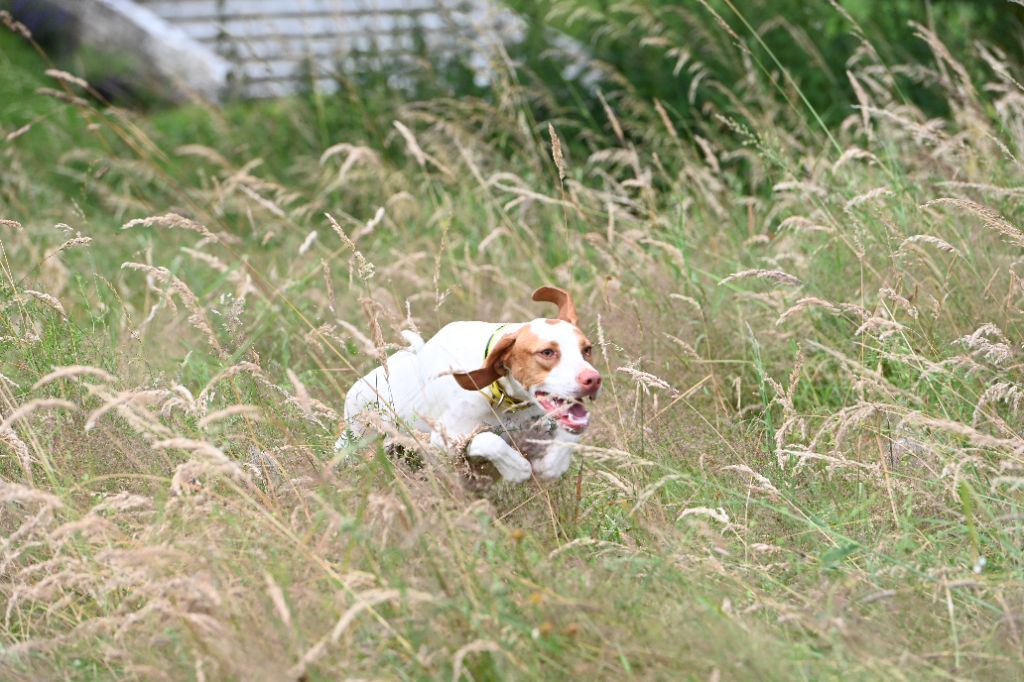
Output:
[
  {"xmin": 453, "ymin": 330, "xmax": 519, "ymax": 391},
  {"xmin": 532, "ymin": 286, "xmax": 579, "ymax": 325}
]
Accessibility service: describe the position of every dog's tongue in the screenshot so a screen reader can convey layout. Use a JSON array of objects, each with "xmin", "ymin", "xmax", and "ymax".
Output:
[{"xmin": 564, "ymin": 402, "xmax": 590, "ymax": 429}]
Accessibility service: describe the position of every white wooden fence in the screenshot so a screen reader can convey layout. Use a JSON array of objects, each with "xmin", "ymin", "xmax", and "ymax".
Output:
[{"xmin": 133, "ymin": 0, "xmax": 518, "ymax": 97}]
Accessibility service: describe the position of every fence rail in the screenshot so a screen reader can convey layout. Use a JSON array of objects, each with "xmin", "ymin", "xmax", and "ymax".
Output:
[{"xmin": 134, "ymin": 0, "xmax": 504, "ymax": 96}]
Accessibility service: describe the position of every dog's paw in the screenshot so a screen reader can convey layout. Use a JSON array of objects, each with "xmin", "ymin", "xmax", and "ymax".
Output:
[
  {"xmin": 497, "ymin": 456, "xmax": 533, "ymax": 483},
  {"xmin": 466, "ymin": 431, "xmax": 533, "ymax": 483},
  {"xmin": 532, "ymin": 457, "xmax": 571, "ymax": 481}
]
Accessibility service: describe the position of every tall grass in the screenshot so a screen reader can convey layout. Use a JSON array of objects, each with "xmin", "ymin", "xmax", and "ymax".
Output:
[{"xmin": 2, "ymin": 4, "xmax": 1024, "ymax": 679}]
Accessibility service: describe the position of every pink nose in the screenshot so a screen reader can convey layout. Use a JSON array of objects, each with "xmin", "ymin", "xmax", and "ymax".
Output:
[{"xmin": 578, "ymin": 369, "xmax": 602, "ymax": 395}]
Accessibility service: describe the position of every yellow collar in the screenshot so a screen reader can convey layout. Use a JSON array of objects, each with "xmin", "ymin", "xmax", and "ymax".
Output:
[{"xmin": 484, "ymin": 324, "xmax": 530, "ymax": 412}]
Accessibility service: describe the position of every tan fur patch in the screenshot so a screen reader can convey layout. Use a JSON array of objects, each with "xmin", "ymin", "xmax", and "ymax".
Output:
[{"xmin": 504, "ymin": 327, "xmax": 558, "ymax": 389}]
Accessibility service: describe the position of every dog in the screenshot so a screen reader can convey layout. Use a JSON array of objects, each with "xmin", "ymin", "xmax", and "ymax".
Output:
[{"xmin": 340, "ymin": 286, "xmax": 601, "ymax": 483}]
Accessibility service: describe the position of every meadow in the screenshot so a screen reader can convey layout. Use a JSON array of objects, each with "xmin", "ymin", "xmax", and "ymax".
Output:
[{"xmin": 1, "ymin": 2, "xmax": 1024, "ymax": 679}]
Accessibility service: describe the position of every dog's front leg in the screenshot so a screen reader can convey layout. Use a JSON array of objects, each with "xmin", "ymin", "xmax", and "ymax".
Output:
[
  {"xmin": 465, "ymin": 432, "xmax": 533, "ymax": 483},
  {"xmin": 429, "ymin": 427, "xmax": 532, "ymax": 483},
  {"xmin": 531, "ymin": 430, "xmax": 579, "ymax": 481},
  {"xmin": 428, "ymin": 408, "xmax": 533, "ymax": 484}
]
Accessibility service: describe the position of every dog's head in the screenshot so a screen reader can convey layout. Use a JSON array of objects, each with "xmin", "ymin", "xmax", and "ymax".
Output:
[{"xmin": 453, "ymin": 286, "xmax": 601, "ymax": 433}]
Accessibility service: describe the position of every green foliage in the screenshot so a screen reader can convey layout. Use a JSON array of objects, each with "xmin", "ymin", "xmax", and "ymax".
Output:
[{"xmin": 509, "ymin": 0, "xmax": 1024, "ymax": 130}]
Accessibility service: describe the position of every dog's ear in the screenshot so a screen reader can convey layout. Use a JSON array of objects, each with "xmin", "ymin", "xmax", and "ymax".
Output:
[
  {"xmin": 453, "ymin": 329, "xmax": 520, "ymax": 391},
  {"xmin": 532, "ymin": 286, "xmax": 579, "ymax": 325}
]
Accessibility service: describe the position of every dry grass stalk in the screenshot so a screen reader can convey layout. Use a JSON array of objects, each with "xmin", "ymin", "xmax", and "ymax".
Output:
[
  {"xmin": 897, "ymin": 234, "xmax": 958, "ymax": 255},
  {"xmin": 847, "ymin": 72, "xmax": 874, "ymax": 140},
  {"xmin": 898, "ymin": 412, "xmax": 1024, "ymax": 454},
  {"xmin": 0, "ymin": 399, "xmax": 76, "ymax": 432},
  {"xmin": 121, "ymin": 262, "xmax": 227, "ymax": 359},
  {"xmin": 53, "ymin": 236, "xmax": 92, "ymax": 253},
  {"xmin": 393, "ymin": 120, "xmax": 452, "ymax": 177},
  {"xmin": 0, "ymin": 479, "xmax": 62, "ymax": 514},
  {"xmin": 196, "ymin": 362, "xmax": 264, "ymax": 410},
  {"xmin": 352, "ymin": 206, "xmax": 386, "ymax": 243},
  {"xmin": 122, "ymin": 213, "xmax": 218, "ymax": 244},
  {"xmin": 678, "ymin": 507, "xmax": 731, "ymax": 525},
  {"xmin": 32, "ymin": 365, "xmax": 116, "ymax": 390},
  {"xmin": 44, "ymin": 69, "xmax": 88, "ymax": 90},
  {"xmin": 776, "ymin": 297, "xmax": 839, "ymax": 325},
  {"xmin": 616, "ymin": 366, "xmax": 678, "ymax": 395},
  {"xmin": 922, "ymin": 198, "xmax": 1024, "ymax": 247},
  {"xmin": 548, "ymin": 122, "xmax": 567, "ymax": 181},
  {"xmin": 845, "ymin": 186, "xmax": 894, "ymax": 210},
  {"xmin": 197, "ymin": 405, "xmax": 261, "ymax": 429},
  {"xmin": 832, "ymin": 146, "xmax": 878, "ymax": 172},
  {"xmin": 957, "ymin": 323, "xmax": 1015, "ymax": 365},
  {"xmin": 721, "ymin": 465, "xmax": 780, "ymax": 498},
  {"xmin": 325, "ymin": 213, "xmax": 375, "ymax": 281},
  {"xmin": 653, "ymin": 98, "xmax": 680, "ymax": 141},
  {"xmin": 664, "ymin": 333, "xmax": 700, "ymax": 359},
  {"xmin": 35, "ymin": 86, "xmax": 88, "ymax": 107},
  {"xmin": 0, "ymin": 10, "xmax": 32, "ymax": 39},
  {"xmin": 451, "ymin": 640, "xmax": 505, "ymax": 682},
  {"xmin": 319, "ymin": 142, "xmax": 380, "ymax": 172},
  {"xmin": 547, "ymin": 537, "xmax": 631, "ymax": 559},
  {"xmin": 263, "ymin": 572, "xmax": 292, "ymax": 628},
  {"xmin": 286, "ymin": 369, "xmax": 313, "ymax": 418},
  {"xmin": 181, "ymin": 247, "xmax": 228, "ymax": 273},
  {"xmin": 777, "ymin": 216, "xmax": 833, "ymax": 234},
  {"xmin": 772, "ymin": 181, "xmax": 827, "ymax": 197},
  {"xmin": 0, "ymin": 426, "xmax": 33, "ymax": 481},
  {"xmin": 83, "ymin": 387, "xmax": 172, "ymax": 436},
  {"xmin": 289, "ymin": 589, "xmax": 433, "ymax": 678},
  {"xmin": 4, "ymin": 123, "xmax": 31, "ymax": 142},
  {"xmin": 153, "ymin": 436, "xmax": 228, "ymax": 461},
  {"xmin": 196, "ymin": 360, "xmax": 336, "ymax": 426},
  {"xmin": 878, "ymin": 287, "xmax": 918, "ymax": 319},
  {"xmin": 719, "ymin": 269, "xmax": 802, "ymax": 287},
  {"xmin": 22, "ymin": 290, "xmax": 66, "ymax": 318},
  {"xmin": 854, "ymin": 316, "xmax": 906, "ymax": 339},
  {"xmin": 298, "ymin": 230, "xmax": 318, "ymax": 255},
  {"xmin": 973, "ymin": 382, "xmax": 1024, "ymax": 427},
  {"xmin": 784, "ymin": 448, "xmax": 881, "ymax": 475},
  {"xmin": 596, "ymin": 90, "xmax": 625, "ymax": 145}
]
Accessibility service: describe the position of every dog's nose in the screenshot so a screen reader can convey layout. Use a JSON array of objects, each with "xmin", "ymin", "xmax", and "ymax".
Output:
[{"xmin": 578, "ymin": 369, "xmax": 602, "ymax": 395}]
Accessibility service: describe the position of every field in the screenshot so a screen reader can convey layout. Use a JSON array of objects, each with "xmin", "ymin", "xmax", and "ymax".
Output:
[{"xmin": 2, "ymin": 3, "xmax": 1024, "ymax": 680}]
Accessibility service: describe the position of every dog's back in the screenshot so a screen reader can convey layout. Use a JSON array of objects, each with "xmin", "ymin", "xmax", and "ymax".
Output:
[{"xmin": 342, "ymin": 321, "xmax": 510, "ymax": 439}]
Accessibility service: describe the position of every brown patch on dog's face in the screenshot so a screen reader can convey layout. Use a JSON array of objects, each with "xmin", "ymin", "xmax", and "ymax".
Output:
[
  {"xmin": 504, "ymin": 326, "xmax": 561, "ymax": 390},
  {"xmin": 577, "ymin": 329, "xmax": 594, "ymax": 362},
  {"xmin": 452, "ymin": 318, "xmax": 597, "ymax": 401}
]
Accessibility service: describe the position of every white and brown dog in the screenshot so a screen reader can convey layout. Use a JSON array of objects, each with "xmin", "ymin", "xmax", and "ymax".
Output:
[{"xmin": 341, "ymin": 286, "xmax": 601, "ymax": 483}]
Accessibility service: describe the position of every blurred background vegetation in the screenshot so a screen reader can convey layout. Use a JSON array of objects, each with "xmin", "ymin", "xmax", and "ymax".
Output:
[
  {"xmin": 510, "ymin": 0, "xmax": 1024, "ymax": 128},
  {"xmin": 9, "ymin": 1, "xmax": 1024, "ymax": 135}
]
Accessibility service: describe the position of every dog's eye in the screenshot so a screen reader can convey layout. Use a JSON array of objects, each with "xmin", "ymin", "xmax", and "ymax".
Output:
[
  {"xmin": 582, "ymin": 345, "xmax": 593, "ymax": 358},
  {"xmin": 539, "ymin": 348, "xmax": 556, "ymax": 358}
]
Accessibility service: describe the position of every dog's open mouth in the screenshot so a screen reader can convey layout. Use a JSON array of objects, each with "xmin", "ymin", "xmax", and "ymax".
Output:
[{"xmin": 535, "ymin": 391, "xmax": 590, "ymax": 432}]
